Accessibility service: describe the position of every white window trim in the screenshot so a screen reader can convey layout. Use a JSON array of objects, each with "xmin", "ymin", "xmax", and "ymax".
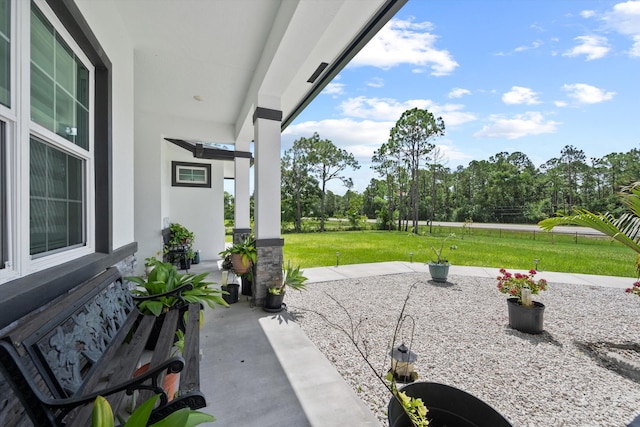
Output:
[{"xmin": 0, "ymin": 0, "xmax": 95, "ymax": 284}]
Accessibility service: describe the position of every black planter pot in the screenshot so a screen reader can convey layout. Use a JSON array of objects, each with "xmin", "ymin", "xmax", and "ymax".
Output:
[
  {"xmin": 241, "ymin": 276, "xmax": 253, "ymax": 296},
  {"xmin": 263, "ymin": 292, "xmax": 285, "ymax": 312},
  {"xmin": 388, "ymin": 382, "xmax": 512, "ymax": 427},
  {"xmin": 222, "ymin": 283, "xmax": 239, "ymax": 304},
  {"xmin": 507, "ymin": 297, "xmax": 545, "ymax": 334},
  {"xmin": 179, "ymin": 257, "xmax": 191, "ymax": 271}
]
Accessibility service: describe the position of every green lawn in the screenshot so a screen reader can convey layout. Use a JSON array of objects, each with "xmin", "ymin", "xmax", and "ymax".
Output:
[{"xmin": 280, "ymin": 228, "xmax": 637, "ymax": 278}]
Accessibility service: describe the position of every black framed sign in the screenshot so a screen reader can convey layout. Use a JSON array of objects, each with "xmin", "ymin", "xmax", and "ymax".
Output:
[{"xmin": 171, "ymin": 161, "xmax": 211, "ymax": 188}]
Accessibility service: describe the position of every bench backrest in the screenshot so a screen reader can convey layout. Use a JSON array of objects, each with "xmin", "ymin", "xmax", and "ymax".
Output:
[{"xmin": 3, "ymin": 268, "xmax": 134, "ymax": 398}]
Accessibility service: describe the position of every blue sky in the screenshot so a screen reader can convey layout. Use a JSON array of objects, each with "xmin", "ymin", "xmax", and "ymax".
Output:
[{"xmin": 282, "ymin": 0, "xmax": 640, "ymax": 194}]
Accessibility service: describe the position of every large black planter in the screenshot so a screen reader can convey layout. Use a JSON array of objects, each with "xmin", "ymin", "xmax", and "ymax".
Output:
[
  {"xmin": 222, "ymin": 283, "xmax": 239, "ymax": 304},
  {"xmin": 507, "ymin": 297, "xmax": 545, "ymax": 334},
  {"xmin": 388, "ymin": 382, "xmax": 512, "ymax": 427},
  {"xmin": 241, "ymin": 276, "xmax": 253, "ymax": 296},
  {"xmin": 263, "ymin": 292, "xmax": 285, "ymax": 312}
]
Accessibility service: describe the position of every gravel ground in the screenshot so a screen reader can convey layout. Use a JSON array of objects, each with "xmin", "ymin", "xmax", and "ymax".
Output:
[{"xmin": 285, "ymin": 273, "xmax": 640, "ymax": 427}]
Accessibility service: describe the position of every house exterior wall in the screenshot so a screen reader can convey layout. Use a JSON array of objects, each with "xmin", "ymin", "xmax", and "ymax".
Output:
[
  {"xmin": 75, "ymin": 0, "xmax": 135, "ymax": 251},
  {"xmin": 134, "ymin": 110, "xmax": 227, "ymax": 272}
]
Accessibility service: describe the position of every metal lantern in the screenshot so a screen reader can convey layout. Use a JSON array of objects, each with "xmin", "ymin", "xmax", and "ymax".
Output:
[{"xmin": 390, "ymin": 343, "xmax": 418, "ymax": 383}]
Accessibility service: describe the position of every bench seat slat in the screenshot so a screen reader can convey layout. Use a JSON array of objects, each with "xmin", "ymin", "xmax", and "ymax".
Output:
[{"xmin": 179, "ymin": 303, "xmax": 201, "ymax": 394}]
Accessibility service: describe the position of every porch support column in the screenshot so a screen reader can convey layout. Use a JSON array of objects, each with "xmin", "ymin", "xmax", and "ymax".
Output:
[
  {"xmin": 233, "ymin": 139, "xmax": 251, "ymax": 244},
  {"xmin": 252, "ymin": 105, "xmax": 284, "ymax": 307}
]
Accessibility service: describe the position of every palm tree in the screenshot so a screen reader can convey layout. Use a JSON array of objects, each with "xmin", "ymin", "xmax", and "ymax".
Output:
[{"xmin": 538, "ymin": 182, "xmax": 640, "ymax": 278}]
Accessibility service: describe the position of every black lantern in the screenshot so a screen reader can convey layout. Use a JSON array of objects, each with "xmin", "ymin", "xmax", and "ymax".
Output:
[{"xmin": 389, "ymin": 343, "xmax": 418, "ymax": 383}]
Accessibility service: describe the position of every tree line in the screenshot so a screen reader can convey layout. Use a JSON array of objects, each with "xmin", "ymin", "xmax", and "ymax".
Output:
[{"xmin": 232, "ymin": 108, "xmax": 640, "ymax": 233}]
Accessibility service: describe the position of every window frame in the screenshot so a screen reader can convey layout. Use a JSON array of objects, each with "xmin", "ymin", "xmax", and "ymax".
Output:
[
  {"xmin": 27, "ymin": 0, "xmax": 95, "ymax": 270},
  {"xmin": 171, "ymin": 161, "xmax": 212, "ymax": 188}
]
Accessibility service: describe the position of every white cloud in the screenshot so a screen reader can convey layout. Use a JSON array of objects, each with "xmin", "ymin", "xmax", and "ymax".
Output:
[
  {"xmin": 563, "ymin": 35, "xmax": 610, "ymax": 60},
  {"xmin": 337, "ymin": 96, "xmax": 477, "ymax": 126},
  {"xmin": 631, "ymin": 34, "xmax": 640, "ymax": 56},
  {"xmin": 514, "ymin": 40, "xmax": 543, "ymax": 52},
  {"xmin": 603, "ymin": 0, "xmax": 640, "ymax": 57},
  {"xmin": 350, "ymin": 18, "xmax": 458, "ymax": 76},
  {"xmin": 366, "ymin": 77, "xmax": 384, "ymax": 88},
  {"xmin": 322, "ymin": 82, "xmax": 345, "ymax": 96},
  {"xmin": 561, "ymin": 83, "xmax": 615, "ymax": 104},
  {"xmin": 554, "ymin": 100, "xmax": 568, "ymax": 108},
  {"xmin": 604, "ymin": 1, "xmax": 640, "ymax": 34},
  {"xmin": 474, "ymin": 112, "xmax": 559, "ymax": 139},
  {"xmin": 581, "ymin": 10, "xmax": 596, "ymax": 18},
  {"xmin": 448, "ymin": 88, "xmax": 471, "ymax": 98},
  {"xmin": 502, "ymin": 86, "xmax": 541, "ymax": 105},
  {"xmin": 282, "ymin": 118, "xmax": 395, "ymax": 162}
]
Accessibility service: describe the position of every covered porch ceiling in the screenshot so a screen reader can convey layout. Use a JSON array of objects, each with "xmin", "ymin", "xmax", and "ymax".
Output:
[{"xmin": 111, "ymin": 0, "xmax": 407, "ymax": 145}]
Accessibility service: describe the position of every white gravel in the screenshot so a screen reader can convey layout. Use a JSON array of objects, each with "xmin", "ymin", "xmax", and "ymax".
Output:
[{"xmin": 285, "ymin": 273, "xmax": 640, "ymax": 427}]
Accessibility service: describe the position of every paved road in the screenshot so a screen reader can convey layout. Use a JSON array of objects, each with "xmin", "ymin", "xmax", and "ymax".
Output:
[
  {"xmin": 428, "ymin": 221, "xmax": 604, "ymax": 236},
  {"xmin": 346, "ymin": 218, "xmax": 604, "ymax": 236}
]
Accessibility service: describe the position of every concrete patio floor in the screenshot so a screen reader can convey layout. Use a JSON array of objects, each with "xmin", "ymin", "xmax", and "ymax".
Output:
[{"xmin": 188, "ymin": 260, "xmax": 632, "ymax": 426}]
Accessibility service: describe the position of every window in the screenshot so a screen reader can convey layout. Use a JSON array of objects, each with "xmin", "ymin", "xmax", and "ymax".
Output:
[
  {"xmin": 172, "ymin": 161, "xmax": 211, "ymax": 188},
  {"xmin": 27, "ymin": 2, "xmax": 92, "ymax": 259},
  {"xmin": 0, "ymin": 0, "xmax": 101, "ymax": 282},
  {"xmin": 31, "ymin": 5, "xmax": 89, "ymax": 150},
  {"xmin": 29, "ymin": 136, "xmax": 84, "ymax": 255}
]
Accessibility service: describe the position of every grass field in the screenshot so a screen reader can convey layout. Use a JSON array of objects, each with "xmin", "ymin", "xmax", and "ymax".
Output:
[{"xmin": 279, "ymin": 226, "xmax": 637, "ymax": 278}]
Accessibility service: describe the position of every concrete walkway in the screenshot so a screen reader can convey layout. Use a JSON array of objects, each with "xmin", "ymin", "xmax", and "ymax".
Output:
[{"xmin": 192, "ymin": 261, "xmax": 634, "ymax": 426}]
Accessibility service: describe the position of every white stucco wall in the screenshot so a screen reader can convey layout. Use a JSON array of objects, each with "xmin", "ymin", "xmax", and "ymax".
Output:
[
  {"xmin": 164, "ymin": 143, "xmax": 226, "ymax": 261},
  {"xmin": 134, "ymin": 110, "xmax": 226, "ymax": 271},
  {"xmin": 75, "ymin": 0, "xmax": 135, "ymax": 250}
]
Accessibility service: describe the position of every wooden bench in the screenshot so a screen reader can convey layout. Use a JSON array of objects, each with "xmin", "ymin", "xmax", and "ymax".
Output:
[{"xmin": 0, "ymin": 267, "xmax": 205, "ymax": 426}]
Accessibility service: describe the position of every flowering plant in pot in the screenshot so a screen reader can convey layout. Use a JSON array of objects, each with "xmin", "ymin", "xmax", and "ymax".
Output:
[
  {"xmin": 497, "ymin": 268, "xmax": 548, "ymax": 334},
  {"xmin": 626, "ymin": 280, "xmax": 640, "ymax": 296}
]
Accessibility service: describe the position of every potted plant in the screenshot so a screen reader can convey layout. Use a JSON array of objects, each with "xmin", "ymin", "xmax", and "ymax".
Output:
[
  {"xmin": 219, "ymin": 236, "xmax": 256, "ymax": 275},
  {"xmin": 240, "ymin": 268, "xmax": 253, "ymax": 296},
  {"xmin": 496, "ymin": 268, "xmax": 548, "ymax": 334},
  {"xmin": 165, "ymin": 223, "xmax": 195, "ymax": 270},
  {"xmin": 264, "ymin": 261, "xmax": 308, "ymax": 312},
  {"xmin": 426, "ymin": 233, "xmax": 457, "ymax": 283},
  {"xmin": 126, "ymin": 259, "xmax": 228, "ymax": 317},
  {"xmin": 220, "ymin": 269, "xmax": 239, "ymax": 304}
]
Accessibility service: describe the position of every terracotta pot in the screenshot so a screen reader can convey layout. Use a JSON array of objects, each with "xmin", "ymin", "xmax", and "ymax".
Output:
[
  {"xmin": 231, "ymin": 253, "xmax": 251, "ymax": 274},
  {"xmin": 134, "ymin": 363, "xmax": 178, "ymax": 402}
]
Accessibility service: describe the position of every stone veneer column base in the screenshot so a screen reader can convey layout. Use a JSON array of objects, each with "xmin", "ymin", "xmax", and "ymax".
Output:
[
  {"xmin": 232, "ymin": 228, "xmax": 252, "ymax": 245},
  {"xmin": 254, "ymin": 238, "xmax": 284, "ymax": 307}
]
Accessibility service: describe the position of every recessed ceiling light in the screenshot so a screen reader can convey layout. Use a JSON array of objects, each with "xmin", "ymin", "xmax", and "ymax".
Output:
[{"xmin": 193, "ymin": 95, "xmax": 204, "ymax": 102}]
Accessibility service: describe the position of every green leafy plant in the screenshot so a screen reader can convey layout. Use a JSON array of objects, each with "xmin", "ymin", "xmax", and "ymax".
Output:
[
  {"xmin": 125, "ymin": 259, "xmax": 228, "ymax": 316},
  {"xmin": 427, "ymin": 233, "xmax": 457, "ymax": 264},
  {"xmin": 539, "ymin": 181, "xmax": 640, "ymax": 292},
  {"xmin": 384, "ymin": 377, "xmax": 429, "ymax": 427},
  {"xmin": 92, "ymin": 394, "xmax": 214, "ymax": 427},
  {"xmin": 219, "ymin": 236, "xmax": 257, "ymax": 272},
  {"xmin": 496, "ymin": 268, "xmax": 548, "ymax": 306},
  {"xmin": 166, "ymin": 223, "xmax": 195, "ymax": 260},
  {"xmin": 267, "ymin": 261, "xmax": 308, "ymax": 295}
]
